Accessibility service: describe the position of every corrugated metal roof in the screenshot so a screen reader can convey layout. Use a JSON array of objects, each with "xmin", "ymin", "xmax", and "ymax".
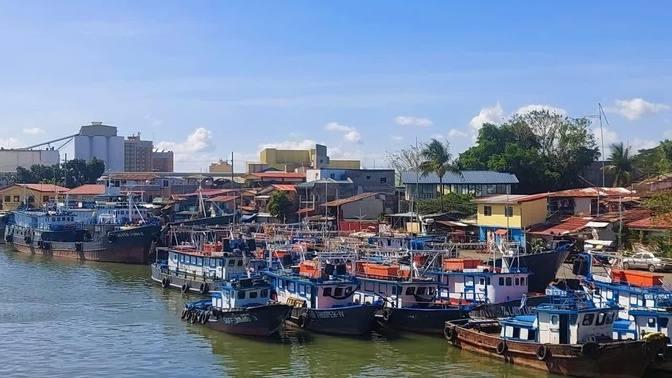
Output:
[
  {"xmin": 401, "ymin": 170, "xmax": 518, "ymax": 185},
  {"xmin": 527, "ymin": 217, "xmax": 591, "ymax": 236},
  {"xmin": 548, "ymin": 187, "xmax": 634, "ymax": 198},
  {"xmin": 472, "ymin": 193, "xmax": 548, "ymax": 204},
  {"xmin": 9, "ymin": 183, "xmax": 69, "ymax": 193},
  {"xmin": 627, "ymin": 214, "xmax": 672, "ymax": 230},
  {"xmin": 322, "ymin": 192, "xmax": 380, "ymax": 207},
  {"xmin": 66, "ymin": 184, "xmax": 106, "ymax": 195}
]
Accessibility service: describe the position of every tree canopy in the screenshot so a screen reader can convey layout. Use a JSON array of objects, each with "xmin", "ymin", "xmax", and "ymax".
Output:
[
  {"xmin": 15, "ymin": 158, "xmax": 105, "ymax": 188},
  {"xmin": 419, "ymin": 139, "xmax": 460, "ymax": 211},
  {"xmin": 605, "ymin": 142, "xmax": 635, "ymax": 187},
  {"xmin": 267, "ymin": 191, "xmax": 296, "ymax": 222},
  {"xmin": 458, "ymin": 110, "xmax": 599, "ymax": 193}
]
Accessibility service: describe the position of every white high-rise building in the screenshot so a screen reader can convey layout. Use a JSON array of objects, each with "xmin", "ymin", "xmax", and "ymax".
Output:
[{"xmin": 74, "ymin": 122, "xmax": 124, "ymax": 172}]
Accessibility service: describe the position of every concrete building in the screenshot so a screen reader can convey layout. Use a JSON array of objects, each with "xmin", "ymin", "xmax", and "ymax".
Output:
[
  {"xmin": 246, "ymin": 144, "xmax": 360, "ymax": 173},
  {"xmin": 152, "ymin": 150, "xmax": 174, "ymax": 172},
  {"xmin": 473, "ymin": 193, "xmax": 548, "ymax": 245},
  {"xmin": 74, "ymin": 122, "xmax": 124, "ymax": 172},
  {"xmin": 306, "ymin": 168, "xmax": 395, "ymax": 195},
  {"xmin": 0, "ymin": 149, "xmax": 60, "ymax": 173},
  {"xmin": 0, "ymin": 183, "xmax": 68, "ymax": 211},
  {"xmin": 124, "ymin": 134, "xmax": 153, "ymax": 172},
  {"xmin": 209, "ymin": 159, "xmax": 233, "ymax": 173},
  {"xmin": 401, "ymin": 170, "xmax": 519, "ymax": 200}
]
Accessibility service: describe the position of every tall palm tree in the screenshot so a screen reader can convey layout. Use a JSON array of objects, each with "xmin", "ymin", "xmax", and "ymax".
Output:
[
  {"xmin": 419, "ymin": 139, "xmax": 461, "ymax": 211},
  {"xmin": 605, "ymin": 142, "xmax": 635, "ymax": 187}
]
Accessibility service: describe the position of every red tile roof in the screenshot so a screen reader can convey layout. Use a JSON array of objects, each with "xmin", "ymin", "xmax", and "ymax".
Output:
[
  {"xmin": 549, "ymin": 187, "xmax": 634, "ymax": 198},
  {"xmin": 67, "ymin": 184, "xmax": 106, "ymax": 196},
  {"xmin": 528, "ymin": 217, "xmax": 592, "ymax": 236},
  {"xmin": 272, "ymin": 184, "xmax": 297, "ymax": 192},
  {"xmin": 627, "ymin": 214, "xmax": 672, "ymax": 230},
  {"xmin": 322, "ymin": 192, "xmax": 380, "ymax": 207},
  {"xmin": 13, "ymin": 183, "xmax": 69, "ymax": 193}
]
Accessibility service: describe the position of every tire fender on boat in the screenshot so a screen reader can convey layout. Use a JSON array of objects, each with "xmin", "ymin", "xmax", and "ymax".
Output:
[
  {"xmin": 381, "ymin": 308, "xmax": 392, "ymax": 322},
  {"xmin": 181, "ymin": 283, "xmax": 190, "ymax": 293},
  {"xmin": 190, "ymin": 311, "xmax": 199, "ymax": 324},
  {"xmin": 536, "ymin": 345, "xmax": 550, "ymax": 361},
  {"xmin": 199, "ymin": 283, "xmax": 208, "ymax": 294},
  {"xmin": 496, "ymin": 341, "xmax": 507, "ymax": 355},
  {"xmin": 181, "ymin": 309, "xmax": 189, "ymax": 320},
  {"xmin": 297, "ymin": 314, "xmax": 310, "ymax": 329},
  {"xmin": 161, "ymin": 277, "xmax": 170, "ymax": 288},
  {"xmin": 444, "ymin": 325, "xmax": 457, "ymax": 344}
]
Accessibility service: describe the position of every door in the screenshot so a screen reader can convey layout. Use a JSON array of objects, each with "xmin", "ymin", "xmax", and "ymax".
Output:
[{"xmin": 559, "ymin": 315, "xmax": 569, "ymax": 344}]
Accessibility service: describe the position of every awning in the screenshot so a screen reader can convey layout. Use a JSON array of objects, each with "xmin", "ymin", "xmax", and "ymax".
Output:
[
  {"xmin": 495, "ymin": 229, "xmax": 508, "ymax": 236},
  {"xmin": 436, "ymin": 220, "xmax": 469, "ymax": 227},
  {"xmin": 586, "ymin": 221, "xmax": 609, "ymax": 228}
]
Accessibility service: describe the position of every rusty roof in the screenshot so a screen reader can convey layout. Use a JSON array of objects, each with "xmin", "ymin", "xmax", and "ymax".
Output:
[
  {"xmin": 472, "ymin": 193, "xmax": 548, "ymax": 204},
  {"xmin": 626, "ymin": 214, "xmax": 672, "ymax": 230},
  {"xmin": 66, "ymin": 184, "xmax": 106, "ymax": 196},
  {"xmin": 271, "ymin": 184, "xmax": 297, "ymax": 192},
  {"xmin": 322, "ymin": 192, "xmax": 381, "ymax": 207},
  {"xmin": 527, "ymin": 217, "xmax": 592, "ymax": 236},
  {"xmin": 209, "ymin": 195, "xmax": 239, "ymax": 203},
  {"xmin": 6, "ymin": 183, "xmax": 69, "ymax": 193},
  {"xmin": 548, "ymin": 187, "xmax": 634, "ymax": 198}
]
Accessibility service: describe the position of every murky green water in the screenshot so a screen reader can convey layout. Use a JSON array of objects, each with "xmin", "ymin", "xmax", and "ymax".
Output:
[{"xmin": 0, "ymin": 245, "xmax": 552, "ymax": 377}]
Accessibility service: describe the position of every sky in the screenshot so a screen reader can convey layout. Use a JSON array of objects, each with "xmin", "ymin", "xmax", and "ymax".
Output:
[{"xmin": 1, "ymin": 1, "xmax": 671, "ymax": 171}]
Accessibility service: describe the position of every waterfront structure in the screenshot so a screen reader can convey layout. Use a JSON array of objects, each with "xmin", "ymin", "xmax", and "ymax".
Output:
[
  {"xmin": 74, "ymin": 122, "xmax": 124, "ymax": 172},
  {"xmin": 0, "ymin": 183, "xmax": 68, "ymax": 211},
  {"xmin": 473, "ymin": 193, "xmax": 548, "ymax": 245},
  {"xmin": 152, "ymin": 150, "xmax": 174, "ymax": 172},
  {"xmin": 123, "ymin": 134, "xmax": 153, "ymax": 172},
  {"xmin": 0, "ymin": 148, "xmax": 60, "ymax": 173},
  {"xmin": 246, "ymin": 144, "xmax": 359, "ymax": 173},
  {"xmin": 401, "ymin": 170, "xmax": 518, "ymax": 200},
  {"xmin": 209, "ymin": 159, "xmax": 233, "ymax": 173}
]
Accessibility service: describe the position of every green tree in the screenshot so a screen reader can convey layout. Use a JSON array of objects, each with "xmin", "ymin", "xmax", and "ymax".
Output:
[
  {"xmin": 605, "ymin": 142, "xmax": 635, "ymax": 187},
  {"xmin": 417, "ymin": 193, "xmax": 476, "ymax": 216},
  {"xmin": 267, "ymin": 191, "xmax": 296, "ymax": 222},
  {"xmin": 419, "ymin": 139, "xmax": 460, "ymax": 212}
]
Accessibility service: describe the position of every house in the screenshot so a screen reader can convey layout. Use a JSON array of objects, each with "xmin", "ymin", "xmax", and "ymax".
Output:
[
  {"xmin": 296, "ymin": 178, "xmax": 354, "ymax": 217},
  {"xmin": 99, "ymin": 173, "xmax": 199, "ymax": 202},
  {"xmin": 548, "ymin": 187, "xmax": 635, "ymax": 217},
  {"xmin": 401, "ymin": 170, "xmax": 518, "ymax": 200},
  {"xmin": 322, "ymin": 192, "xmax": 386, "ymax": 232},
  {"xmin": 626, "ymin": 214, "xmax": 672, "ymax": 244},
  {"xmin": 242, "ymin": 172, "xmax": 306, "ymax": 187},
  {"xmin": 633, "ymin": 173, "xmax": 672, "ymax": 194},
  {"xmin": 473, "ymin": 193, "xmax": 548, "ymax": 245},
  {"xmin": 0, "ymin": 183, "xmax": 68, "ymax": 210},
  {"xmin": 67, "ymin": 184, "xmax": 107, "ymax": 202}
]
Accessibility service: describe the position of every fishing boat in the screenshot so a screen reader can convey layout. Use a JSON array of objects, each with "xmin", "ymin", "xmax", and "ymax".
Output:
[
  {"xmin": 354, "ymin": 260, "xmax": 468, "ymax": 334},
  {"xmin": 444, "ymin": 289, "xmax": 666, "ymax": 377},
  {"xmin": 498, "ymin": 240, "xmax": 573, "ymax": 293},
  {"xmin": 263, "ymin": 260, "xmax": 380, "ymax": 336},
  {"xmin": 4, "ymin": 210, "xmax": 159, "ymax": 264},
  {"xmin": 181, "ymin": 277, "xmax": 292, "ymax": 336}
]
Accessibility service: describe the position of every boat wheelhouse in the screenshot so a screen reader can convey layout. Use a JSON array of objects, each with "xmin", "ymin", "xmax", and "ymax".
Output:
[
  {"xmin": 181, "ymin": 277, "xmax": 292, "ymax": 336},
  {"xmin": 263, "ymin": 262, "xmax": 379, "ymax": 336},
  {"xmin": 445, "ymin": 289, "xmax": 666, "ymax": 377}
]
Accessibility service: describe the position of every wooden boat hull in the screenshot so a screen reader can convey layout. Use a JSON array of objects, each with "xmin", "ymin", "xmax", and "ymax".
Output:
[
  {"xmin": 289, "ymin": 304, "xmax": 379, "ymax": 336},
  {"xmin": 151, "ymin": 263, "xmax": 220, "ymax": 294},
  {"xmin": 6, "ymin": 225, "xmax": 159, "ymax": 264},
  {"xmin": 444, "ymin": 319, "xmax": 665, "ymax": 377},
  {"xmin": 381, "ymin": 306, "xmax": 467, "ymax": 334}
]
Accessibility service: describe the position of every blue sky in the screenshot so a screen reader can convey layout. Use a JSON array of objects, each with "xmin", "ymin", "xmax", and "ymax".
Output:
[{"xmin": 1, "ymin": 1, "xmax": 671, "ymax": 171}]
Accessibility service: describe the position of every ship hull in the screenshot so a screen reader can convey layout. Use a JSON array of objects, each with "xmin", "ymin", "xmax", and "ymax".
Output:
[
  {"xmin": 502, "ymin": 249, "xmax": 570, "ymax": 293},
  {"xmin": 289, "ymin": 304, "xmax": 379, "ymax": 336},
  {"xmin": 381, "ymin": 306, "xmax": 466, "ymax": 334},
  {"xmin": 183, "ymin": 303, "xmax": 292, "ymax": 337}
]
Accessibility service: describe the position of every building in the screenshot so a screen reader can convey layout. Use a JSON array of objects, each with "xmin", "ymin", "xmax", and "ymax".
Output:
[
  {"xmin": 0, "ymin": 183, "xmax": 68, "ymax": 211},
  {"xmin": 473, "ymin": 193, "xmax": 548, "ymax": 245},
  {"xmin": 209, "ymin": 159, "xmax": 233, "ymax": 173},
  {"xmin": 243, "ymin": 172, "xmax": 306, "ymax": 187},
  {"xmin": 152, "ymin": 150, "xmax": 174, "ymax": 172},
  {"xmin": 124, "ymin": 134, "xmax": 153, "ymax": 172},
  {"xmin": 74, "ymin": 122, "xmax": 124, "ymax": 172},
  {"xmin": 66, "ymin": 184, "xmax": 107, "ymax": 202},
  {"xmin": 401, "ymin": 171, "xmax": 519, "ymax": 201},
  {"xmin": 99, "ymin": 173, "xmax": 198, "ymax": 202},
  {"xmin": 0, "ymin": 148, "xmax": 60, "ymax": 173},
  {"xmin": 548, "ymin": 187, "xmax": 635, "ymax": 217},
  {"xmin": 246, "ymin": 144, "xmax": 360, "ymax": 173},
  {"xmin": 306, "ymin": 168, "xmax": 395, "ymax": 194},
  {"xmin": 323, "ymin": 192, "xmax": 386, "ymax": 232}
]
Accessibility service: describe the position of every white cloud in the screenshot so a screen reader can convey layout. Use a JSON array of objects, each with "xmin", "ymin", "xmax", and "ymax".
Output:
[
  {"xmin": 391, "ymin": 136, "xmax": 403, "ymax": 142},
  {"xmin": 515, "ymin": 104, "xmax": 567, "ymax": 116},
  {"xmin": 469, "ymin": 103, "xmax": 504, "ymax": 136},
  {"xmin": 607, "ymin": 98, "xmax": 670, "ymax": 120},
  {"xmin": 447, "ymin": 128, "xmax": 468, "ymax": 138},
  {"xmin": 259, "ymin": 139, "xmax": 318, "ymax": 151},
  {"xmin": 157, "ymin": 127, "xmax": 214, "ymax": 161},
  {"xmin": 0, "ymin": 137, "xmax": 20, "ymax": 148},
  {"xmin": 394, "ymin": 116, "xmax": 433, "ymax": 127},
  {"xmin": 324, "ymin": 122, "xmax": 361, "ymax": 143},
  {"xmin": 22, "ymin": 127, "xmax": 44, "ymax": 135}
]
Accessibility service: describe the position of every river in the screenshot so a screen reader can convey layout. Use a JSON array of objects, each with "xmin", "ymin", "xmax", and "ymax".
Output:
[{"xmin": 0, "ymin": 245, "xmax": 551, "ymax": 377}]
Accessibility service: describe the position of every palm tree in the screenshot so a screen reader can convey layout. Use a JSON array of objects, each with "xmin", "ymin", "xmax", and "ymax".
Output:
[
  {"xmin": 419, "ymin": 139, "xmax": 461, "ymax": 211},
  {"xmin": 605, "ymin": 142, "xmax": 635, "ymax": 187}
]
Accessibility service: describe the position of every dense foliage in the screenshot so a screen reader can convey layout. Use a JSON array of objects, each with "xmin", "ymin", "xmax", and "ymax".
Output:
[
  {"xmin": 634, "ymin": 139, "xmax": 672, "ymax": 178},
  {"xmin": 458, "ymin": 110, "xmax": 599, "ymax": 193},
  {"xmin": 416, "ymin": 193, "xmax": 476, "ymax": 216},
  {"xmin": 605, "ymin": 142, "xmax": 635, "ymax": 187},
  {"xmin": 418, "ymin": 139, "xmax": 460, "ymax": 211},
  {"xmin": 267, "ymin": 191, "xmax": 296, "ymax": 222},
  {"xmin": 15, "ymin": 158, "xmax": 105, "ymax": 188}
]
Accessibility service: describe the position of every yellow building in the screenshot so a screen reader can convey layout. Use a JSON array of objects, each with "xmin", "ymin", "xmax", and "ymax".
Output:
[
  {"xmin": 473, "ymin": 193, "xmax": 548, "ymax": 245},
  {"xmin": 247, "ymin": 144, "xmax": 360, "ymax": 173},
  {"xmin": 0, "ymin": 183, "xmax": 69, "ymax": 211}
]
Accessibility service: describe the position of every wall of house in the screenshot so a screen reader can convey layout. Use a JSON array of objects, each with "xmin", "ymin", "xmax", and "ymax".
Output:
[
  {"xmin": 520, "ymin": 198, "xmax": 548, "ymax": 227},
  {"xmin": 0, "ymin": 187, "xmax": 55, "ymax": 210},
  {"xmin": 340, "ymin": 198, "xmax": 384, "ymax": 220},
  {"xmin": 477, "ymin": 203, "xmax": 522, "ymax": 229},
  {"xmin": 574, "ymin": 198, "xmax": 592, "ymax": 216}
]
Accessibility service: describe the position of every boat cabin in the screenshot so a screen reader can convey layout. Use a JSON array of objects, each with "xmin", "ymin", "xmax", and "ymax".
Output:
[
  {"xmin": 432, "ymin": 266, "xmax": 529, "ymax": 305},
  {"xmin": 355, "ymin": 277, "xmax": 438, "ymax": 308},
  {"xmin": 13, "ymin": 211, "xmax": 80, "ymax": 231},
  {"xmin": 167, "ymin": 249, "xmax": 247, "ymax": 281},
  {"xmin": 613, "ymin": 307, "xmax": 672, "ymax": 341},
  {"xmin": 211, "ymin": 278, "xmax": 271, "ymax": 310},
  {"xmin": 264, "ymin": 270, "xmax": 358, "ymax": 310},
  {"xmin": 500, "ymin": 298, "xmax": 618, "ymax": 344}
]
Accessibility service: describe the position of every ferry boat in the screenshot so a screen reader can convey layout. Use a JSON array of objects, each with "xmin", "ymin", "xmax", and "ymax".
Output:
[
  {"xmin": 263, "ymin": 260, "xmax": 380, "ymax": 336},
  {"xmin": 4, "ymin": 210, "xmax": 159, "ymax": 264},
  {"xmin": 354, "ymin": 261, "xmax": 469, "ymax": 334},
  {"xmin": 445, "ymin": 289, "xmax": 666, "ymax": 377},
  {"xmin": 181, "ymin": 277, "xmax": 292, "ymax": 336}
]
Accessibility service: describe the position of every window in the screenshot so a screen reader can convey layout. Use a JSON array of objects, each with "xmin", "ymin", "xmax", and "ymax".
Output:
[
  {"xmin": 249, "ymin": 291, "xmax": 258, "ymax": 299},
  {"xmin": 334, "ymin": 287, "xmax": 344, "ymax": 297},
  {"xmin": 505, "ymin": 277, "xmax": 512, "ymax": 286},
  {"xmin": 648, "ymin": 318, "xmax": 657, "ymax": 327},
  {"xmin": 380, "ymin": 177, "xmax": 387, "ymax": 183},
  {"xmin": 323, "ymin": 287, "xmax": 332, "ymax": 296},
  {"xmin": 528, "ymin": 329, "xmax": 536, "ymax": 340},
  {"xmin": 42, "ymin": 196, "xmax": 49, "ymax": 202},
  {"xmin": 606, "ymin": 312, "xmax": 615, "ymax": 324},
  {"xmin": 163, "ymin": 180, "xmax": 169, "ymax": 187},
  {"xmin": 551, "ymin": 315, "xmax": 559, "ymax": 325},
  {"xmin": 416, "ymin": 287, "xmax": 427, "ymax": 296},
  {"xmin": 210, "ymin": 259, "xmax": 217, "ymax": 268},
  {"xmin": 499, "ymin": 277, "xmax": 504, "ymax": 286},
  {"xmin": 596, "ymin": 313, "xmax": 606, "ymax": 326},
  {"xmin": 505, "ymin": 206, "xmax": 514, "ymax": 217},
  {"xmin": 228, "ymin": 259, "xmax": 235, "ymax": 266},
  {"xmin": 299, "ymin": 284, "xmax": 306, "ymax": 295},
  {"xmin": 288, "ymin": 282, "xmax": 295, "ymax": 292},
  {"xmin": 391, "ymin": 286, "xmax": 398, "ymax": 295},
  {"xmin": 484, "ymin": 206, "xmax": 492, "ymax": 216},
  {"xmin": 582, "ymin": 314, "xmax": 595, "ymax": 326},
  {"xmin": 479, "ymin": 278, "xmax": 485, "ymax": 285},
  {"xmin": 364, "ymin": 282, "xmax": 375, "ymax": 291},
  {"xmin": 486, "ymin": 185, "xmax": 496, "ymax": 194},
  {"xmin": 13, "ymin": 196, "xmax": 20, "ymax": 202},
  {"xmin": 196, "ymin": 257, "xmax": 203, "ymax": 266},
  {"xmin": 366, "ymin": 175, "xmax": 371, "ymax": 180},
  {"xmin": 515, "ymin": 277, "xmax": 520, "ymax": 286},
  {"xmin": 520, "ymin": 277, "xmax": 525, "ymax": 286},
  {"xmin": 237, "ymin": 291, "xmax": 246, "ymax": 299},
  {"xmin": 661, "ymin": 318, "xmax": 669, "ymax": 328},
  {"xmin": 405, "ymin": 287, "xmax": 415, "ymax": 295},
  {"xmin": 496, "ymin": 184, "xmax": 507, "ymax": 193},
  {"xmin": 512, "ymin": 327, "xmax": 520, "ymax": 338},
  {"xmin": 3, "ymin": 196, "xmax": 9, "ymax": 202},
  {"xmin": 237, "ymin": 260, "xmax": 243, "ymax": 267},
  {"xmin": 261, "ymin": 289, "xmax": 268, "ymax": 298}
]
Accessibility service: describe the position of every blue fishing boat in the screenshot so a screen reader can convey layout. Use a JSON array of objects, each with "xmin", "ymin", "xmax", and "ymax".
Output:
[
  {"xmin": 181, "ymin": 277, "xmax": 292, "ymax": 336},
  {"xmin": 263, "ymin": 260, "xmax": 380, "ymax": 336}
]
